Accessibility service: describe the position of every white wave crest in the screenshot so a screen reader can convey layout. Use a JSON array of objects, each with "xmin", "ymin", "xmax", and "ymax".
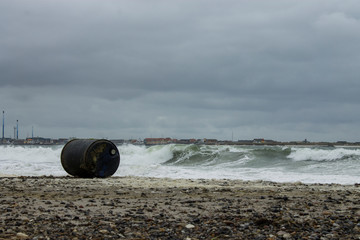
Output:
[
  {"xmin": 0, "ymin": 145, "xmax": 63, "ymax": 176},
  {"xmin": 287, "ymin": 147, "xmax": 360, "ymax": 162}
]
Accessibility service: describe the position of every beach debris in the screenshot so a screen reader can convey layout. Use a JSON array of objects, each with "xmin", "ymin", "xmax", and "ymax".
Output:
[{"xmin": 61, "ymin": 139, "xmax": 120, "ymax": 178}]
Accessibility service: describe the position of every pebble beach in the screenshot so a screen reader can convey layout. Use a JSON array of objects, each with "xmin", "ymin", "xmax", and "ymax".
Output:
[{"xmin": 1, "ymin": 176, "xmax": 360, "ymax": 239}]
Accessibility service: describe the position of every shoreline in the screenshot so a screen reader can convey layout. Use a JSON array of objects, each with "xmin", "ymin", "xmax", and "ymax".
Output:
[
  {"xmin": 1, "ymin": 176, "xmax": 360, "ymax": 239},
  {"xmin": 1, "ymin": 174, "xmax": 359, "ymax": 186}
]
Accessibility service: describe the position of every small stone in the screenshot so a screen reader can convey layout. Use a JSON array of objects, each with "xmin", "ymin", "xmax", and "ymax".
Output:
[
  {"xmin": 240, "ymin": 223, "xmax": 250, "ymax": 229},
  {"xmin": 322, "ymin": 210, "xmax": 332, "ymax": 215},
  {"xmin": 99, "ymin": 229, "xmax": 109, "ymax": 234},
  {"xmin": 333, "ymin": 223, "xmax": 340, "ymax": 228},
  {"xmin": 277, "ymin": 231, "xmax": 291, "ymax": 238},
  {"xmin": 16, "ymin": 232, "xmax": 29, "ymax": 239},
  {"xmin": 185, "ymin": 224, "xmax": 195, "ymax": 229},
  {"xmin": 283, "ymin": 233, "xmax": 292, "ymax": 239}
]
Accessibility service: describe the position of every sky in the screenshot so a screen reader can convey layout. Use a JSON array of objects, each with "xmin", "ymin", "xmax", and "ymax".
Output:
[{"xmin": 1, "ymin": 0, "xmax": 360, "ymax": 142}]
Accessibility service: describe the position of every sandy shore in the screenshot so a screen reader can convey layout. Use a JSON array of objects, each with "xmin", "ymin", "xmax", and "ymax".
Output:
[{"xmin": 1, "ymin": 176, "xmax": 360, "ymax": 239}]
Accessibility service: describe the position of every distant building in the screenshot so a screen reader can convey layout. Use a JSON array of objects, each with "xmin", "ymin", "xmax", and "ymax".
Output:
[
  {"xmin": 264, "ymin": 139, "xmax": 279, "ymax": 145},
  {"xmin": 110, "ymin": 139, "xmax": 125, "ymax": 145},
  {"xmin": 253, "ymin": 138, "xmax": 265, "ymax": 144},
  {"xmin": 25, "ymin": 137, "xmax": 53, "ymax": 145},
  {"xmin": 176, "ymin": 139, "xmax": 197, "ymax": 144},
  {"xmin": 0, "ymin": 137, "xmax": 12, "ymax": 144},
  {"xmin": 203, "ymin": 139, "xmax": 218, "ymax": 145},
  {"xmin": 144, "ymin": 138, "xmax": 173, "ymax": 146},
  {"xmin": 53, "ymin": 138, "xmax": 69, "ymax": 145}
]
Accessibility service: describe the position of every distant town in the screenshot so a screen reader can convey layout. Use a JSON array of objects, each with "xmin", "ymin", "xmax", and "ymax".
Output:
[
  {"xmin": 1, "ymin": 136, "xmax": 360, "ymax": 147},
  {"xmin": 1, "ymin": 111, "xmax": 359, "ymax": 147}
]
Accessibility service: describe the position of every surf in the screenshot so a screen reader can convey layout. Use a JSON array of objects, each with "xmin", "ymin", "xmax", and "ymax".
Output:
[{"xmin": 1, "ymin": 144, "xmax": 360, "ymax": 184}]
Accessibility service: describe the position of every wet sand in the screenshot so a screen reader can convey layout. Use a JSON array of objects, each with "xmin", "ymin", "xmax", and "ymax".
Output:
[{"xmin": 1, "ymin": 176, "xmax": 360, "ymax": 239}]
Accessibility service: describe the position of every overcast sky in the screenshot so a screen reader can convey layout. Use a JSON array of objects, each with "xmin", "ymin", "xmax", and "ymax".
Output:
[{"xmin": 1, "ymin": 0, "xmax": 360, "ymax": 142}]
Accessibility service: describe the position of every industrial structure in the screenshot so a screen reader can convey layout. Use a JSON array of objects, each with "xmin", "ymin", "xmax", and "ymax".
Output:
[
  {"xmin": 2, "ymin": 111, "xmax": 4, "ymax": 141},
  {"xmin": 1, "ymin": 111, "xmax": 28, "ymax": 144}
]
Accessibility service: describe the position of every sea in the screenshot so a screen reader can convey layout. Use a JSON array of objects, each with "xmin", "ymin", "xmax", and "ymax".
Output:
[{"xmin": 1, "ymin": 144, "xmax": 360, "ymax": 185}]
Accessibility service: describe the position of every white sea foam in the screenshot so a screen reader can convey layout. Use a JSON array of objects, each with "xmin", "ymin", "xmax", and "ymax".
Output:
[
  {"xmin": 0, "ymin": 145, "xmax": 63, "ymax": 176},
  {"xmin": 116, "ymin": 144, "xmax": 174, "ymax": 177},
  {"xmin": 287, "ymin": 147, "xmax": 360, "ymax": 162}
]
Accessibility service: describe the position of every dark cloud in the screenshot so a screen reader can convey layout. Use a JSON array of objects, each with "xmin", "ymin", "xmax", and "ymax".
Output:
[{"xmin": 1, "ymin": 0, "xmax": 360, "ymax": 141}]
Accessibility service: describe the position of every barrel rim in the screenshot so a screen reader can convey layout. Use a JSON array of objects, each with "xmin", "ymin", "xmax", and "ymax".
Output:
[
  {"xmin": 61, "ymin": 138, "xmax": 119, "ymax": 160},
  {"xmin": 60, "ymin": 138, "xmax": 78, "ymax": 159},
  {"xmin": 87, "ymin": 139, "xmax": 119, "ymax": 154}
]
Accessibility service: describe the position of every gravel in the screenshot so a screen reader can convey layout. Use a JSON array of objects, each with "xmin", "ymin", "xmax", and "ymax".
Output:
[{"xmin": 1, "ymin": 176, "xmax": 360, "ymax": 239}]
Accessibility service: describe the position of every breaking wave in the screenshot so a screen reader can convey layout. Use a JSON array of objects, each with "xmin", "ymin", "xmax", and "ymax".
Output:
[{"xmin": 1, "ymin": 144, "xmax": 360, "ymax": 184}]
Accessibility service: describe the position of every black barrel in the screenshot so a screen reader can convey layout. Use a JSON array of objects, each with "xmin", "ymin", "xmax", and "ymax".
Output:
[{"xmin": 61, "ymin": 139, "xmax": 120, "ymax": 178}]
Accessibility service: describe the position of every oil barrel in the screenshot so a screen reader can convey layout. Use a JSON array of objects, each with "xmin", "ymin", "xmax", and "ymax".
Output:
[{"xmin": 61, "ymin": 139, "xmax": 120, "ymax": 178}]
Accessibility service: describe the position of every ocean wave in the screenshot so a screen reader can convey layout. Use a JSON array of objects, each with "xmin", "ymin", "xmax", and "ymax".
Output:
[
  {"xmin": 1, "ymin": 144, "xmax": 360, "ymax": 184},
  {"xmin": 287, "ymin": 147, "xmax": 360, "ymax": 162},
  {"xmin": 162, "ymin": 144, "xmax": 250, "ymax": 166},
  {"xmin": 0, "ymin": 145, "xmax": 63, "ymax": 176}
]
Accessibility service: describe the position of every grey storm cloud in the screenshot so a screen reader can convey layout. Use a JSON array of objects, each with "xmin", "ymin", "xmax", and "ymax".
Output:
[{"xmin": 1, "ymin": 0, "xmax": 360, "ymax": 141}]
